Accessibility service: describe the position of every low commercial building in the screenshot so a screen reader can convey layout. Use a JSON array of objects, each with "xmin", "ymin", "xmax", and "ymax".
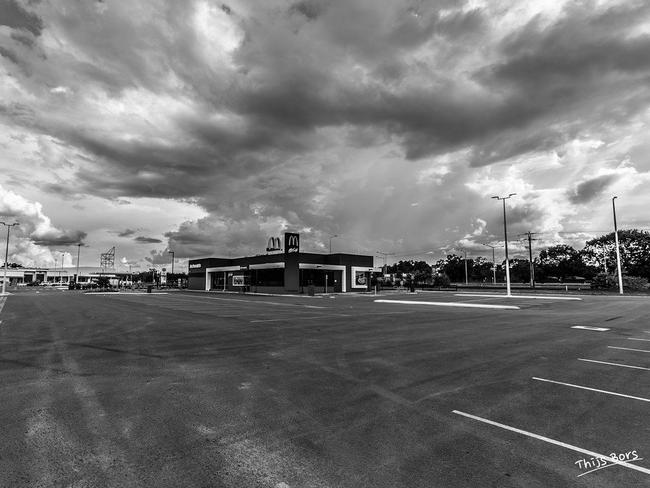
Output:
[
  {"xmin": 188, "ymin": 232, "xmax": 379, "ymax": 294},
  {"xmin": 0, "ymin": 266, "xmax": 129, "ymax": 287}
]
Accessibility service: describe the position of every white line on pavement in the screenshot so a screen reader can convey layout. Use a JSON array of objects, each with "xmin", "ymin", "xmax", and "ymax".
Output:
[
  {"xmin": 452, "ymin": 410, "xmax": 650, "ymax": 476},
  {"xmin": 455, "ymin": 293, "xmax": 582, "ymax": 300},
  {"xmin": 578, "ymin": 358, "xmax": 650, "ymax": 371},
  {"xmin": 374, "ymin": 299, "xmax": 519, "ymax": 310},
  {"xmin": 532, "ymin": 377, "xmax": 650, "ymax": 403},
  {"xmin": 608, "ymin": 346, "xmax": 650, "ymax": 354},
  {"xmin": 150, "ymin": 294, "xmax": 326, "ymax": 309},
  {"xmin": 251, "ymin": 314, "xmax": 352, "ymax": 323},
  {"xmin": 571, "ymin": 325, "xmax": 610, "ymax": 331},
  {"xmin": 628, "ymin": 337, "xmax": 650, "ymax": 342}
]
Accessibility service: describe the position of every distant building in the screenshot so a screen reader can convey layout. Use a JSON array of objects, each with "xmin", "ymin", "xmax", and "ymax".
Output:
[
  {"xmin": 188, "ymin": 232, "xmax": 379, "ymax": 293},
  {"xmin": 0, "ymin": 266, "xmax": 134, "ymax": 287}
]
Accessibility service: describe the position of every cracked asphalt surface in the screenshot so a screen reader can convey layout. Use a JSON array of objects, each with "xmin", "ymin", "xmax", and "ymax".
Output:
[{"xmin": 0, "ymin": 289, "xmax": 649, "ymax": 487}]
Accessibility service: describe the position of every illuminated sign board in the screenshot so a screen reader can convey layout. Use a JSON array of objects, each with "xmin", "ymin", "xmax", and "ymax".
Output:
[
  {"xmin": 232, "ymin": 275, "xmax": 245, "ymax": 286},
  {"xmin": 285, "ymin": 233, "xmax": 299, "ymax": 254},
  {"xmin": 189, "ymin": 263, "xmax": 202, "ymax": 269}
]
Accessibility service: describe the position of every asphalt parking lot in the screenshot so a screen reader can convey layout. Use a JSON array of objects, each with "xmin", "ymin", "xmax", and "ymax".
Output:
[{"xmin": 0, "ymin": 289, "xmax": 648, "ymax": 487}]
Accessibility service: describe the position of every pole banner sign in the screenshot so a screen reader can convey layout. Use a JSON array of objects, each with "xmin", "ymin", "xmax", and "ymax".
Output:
[{"xmin": 285, "ymin": 233, "xmax": 299, "ymax": 254}]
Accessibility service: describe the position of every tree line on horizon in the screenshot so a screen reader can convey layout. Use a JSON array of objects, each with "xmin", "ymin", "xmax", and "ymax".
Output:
[{"xmin": 384, "ymin": 229, "xmax": 650, "ymax": 289}]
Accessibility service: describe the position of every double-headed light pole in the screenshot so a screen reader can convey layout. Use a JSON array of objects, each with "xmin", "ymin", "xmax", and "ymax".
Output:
[
  {"xmin": 1, "ymin": 221, "xmax": 19, "ymax": 295},
  {"xmin": 612, "ymin": 196, "xmax": 624, "ymax": 295},
  {"xmin": 492, "ymin": 193, "xmax": 516, "ymax": 296}
]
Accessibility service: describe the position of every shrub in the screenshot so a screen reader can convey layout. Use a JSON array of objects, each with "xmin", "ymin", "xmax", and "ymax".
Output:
[
  {"xmin": 591, "ymin": 273, "xmax": 617, "ymax": 289},
  {"xmin": 592, "ymin": 273, "xmax": 649, "ymax": 291},
  {"xmin": 623, "ymin": 275, "xmax": 649, "ymax": 291},
  {"xmin": 433, "ymin": 273, "xmax": 451, "ymax": 288}
]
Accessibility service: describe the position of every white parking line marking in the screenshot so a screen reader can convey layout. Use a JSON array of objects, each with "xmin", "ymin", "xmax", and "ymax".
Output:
[
  {"xmin": 150, "ymin": 294, "xmax": 326, "ymax": 309},
  {"xmin": 578, "ymin": 358, "xmax": 650, "ymax": 371},
  {"xmin": 455, "ymin": 293, "xmax": 582, "ymax": 301},
  {"xmin": 452, "ymin": 410, "xmax": 650, "ymax": 476},
  {"xmin": 532, "ymin": 377, "xmax": 650, "ymax": 403},
  {"xmin": 251, "ymin": 314, "xmax": 352, "ymax": 323},
  {"xmin": 571, "ymin": 326, "xmax": 610, "ymax": 331},
  {"xmin": 374, "ymin": 300, "xmax": 519, "ymax": 310},
  {"xmin": 608, "ymin": 346, "xmax": 650, "ymax": 354},
  {"xmin": 628, "ymin": 337, "xmax": 650, "ymax": 342}
]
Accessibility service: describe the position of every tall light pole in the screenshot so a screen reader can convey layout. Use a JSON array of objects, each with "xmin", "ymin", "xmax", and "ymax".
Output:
[
  {"xmin": 58, "ymin": 250, "xmax": 65, "ymax": 283},
  {"xmin": 612, "ymin": 196, "xmax": 624, "ymax": 295},
  {"xmin": 329, "ymin": 235, "xmax": 338, "ymax": 254},
  {"xmin": 1, "ymin": 221, "xmax": 19, "ymax": 295},
  {"xmin": 463, "ymin": 249, "xmax": 468, "ymax": 285},
  {"xmin": 76, "ymin": 243, "xmax": 82, "ymax": 284},
  {"xmin": 481, "ymin": 243, "xmax": 497, "ymax": 285},
  {"xmin": 492, "ymin": 193, "xmax": 516, "ymax": 296}
]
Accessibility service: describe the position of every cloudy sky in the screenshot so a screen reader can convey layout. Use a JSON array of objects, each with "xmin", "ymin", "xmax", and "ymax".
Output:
[{"xmin": 2, "ymin": 0, "xmax": 650, "ymax": 271}]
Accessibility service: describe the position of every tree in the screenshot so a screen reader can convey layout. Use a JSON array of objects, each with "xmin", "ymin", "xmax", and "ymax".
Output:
[
  {"xmin": 471, "ymin": 257, "xmax": 494, "ymax": 282},
  {"xmin": 537, "ymin": 245, "xmax": 592, "ymax": 281},
  {"xmin": 582, "ymin": 230, "xmax": 650, "ymax": 280},
  {"xmin": 386, "ymin": 260, "xmax": 433, "ymax": 284},
  {"xmin": 508, "ymin": 258, "xmax": 531, "ymax": 283}
]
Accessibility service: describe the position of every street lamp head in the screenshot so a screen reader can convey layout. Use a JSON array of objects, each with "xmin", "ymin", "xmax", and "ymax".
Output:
[
  {"xmin": 491, "ymin": 196, "xmax": 499, "ymax": 200},
  {"xmin": 612, "ymin": 196, "xmax": 618, "ymax": 201},
  {"xmin": 508, "ymin": 193, "xmax": 517, "ymax": 198}
]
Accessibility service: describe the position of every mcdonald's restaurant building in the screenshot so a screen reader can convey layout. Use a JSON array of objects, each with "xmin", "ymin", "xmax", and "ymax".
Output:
[{"xmin": 187, "ymin": 233, "xmax": 379, "ymax": 294}]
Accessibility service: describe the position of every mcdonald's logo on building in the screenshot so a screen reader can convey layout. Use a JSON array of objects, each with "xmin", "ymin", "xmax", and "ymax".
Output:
[
  {"xmin": 266, "ymin": 236, "xmax": 282, "ymax": 252},
  {"xmin": 284, "ymin": 233, "xmax": 299, "ymax": 254}
]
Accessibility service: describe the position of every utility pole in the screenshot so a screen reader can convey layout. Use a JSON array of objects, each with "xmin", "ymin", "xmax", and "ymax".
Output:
[
  {"xmin": 492, "ymin": 193, "xmax": 516, "ymax": 296},
  {"xmin": 612, "ymin": 196, "xmax": 624, "ymax": 294},
  {"xmin": 518, "ymin": 232, "xmax": 539, "ymax": 288},
  {"xmin": 1, "ymin": 222, "xmax": 19, "ymax": 294}
]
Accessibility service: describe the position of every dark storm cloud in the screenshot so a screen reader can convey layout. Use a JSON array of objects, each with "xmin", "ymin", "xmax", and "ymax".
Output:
[
  {"xmin": 145, "ymin": 250, "xmax": 173, "ymax": 265},
  {"xmin": 10, "ymin": 29, "xmax": 37, "ymax": 47},
  {"xmin": 0, "ymin": 46, "xmax": 19, "ymax": 64},
  {"xmin": 0, "ymin": 0, "xmax": 43, "ymax": 36},
  {"xmin": 4, "ymin": 0, "xmax": 650, "ymax": 262},
  {"xmin": 164, "ymin": 216, "xmax": 269, "ymax": 258},
  {"xmin": 568, "ymin": 174, "xmax": 619, "ymax": 204},
  {"xmin": 118, "ymin": 228, "xmax": 136, "ymax": 237},
  {"xmin": 134, "ymin": 236, "xmax": 162, "ymax": 244},
  {"xmin": 31, "ymin": 229, "xmax": 87, "ymax": 246},
  {"xmin": 289, "ymin": 0, "xmax": 326, "ymax": 21}
]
